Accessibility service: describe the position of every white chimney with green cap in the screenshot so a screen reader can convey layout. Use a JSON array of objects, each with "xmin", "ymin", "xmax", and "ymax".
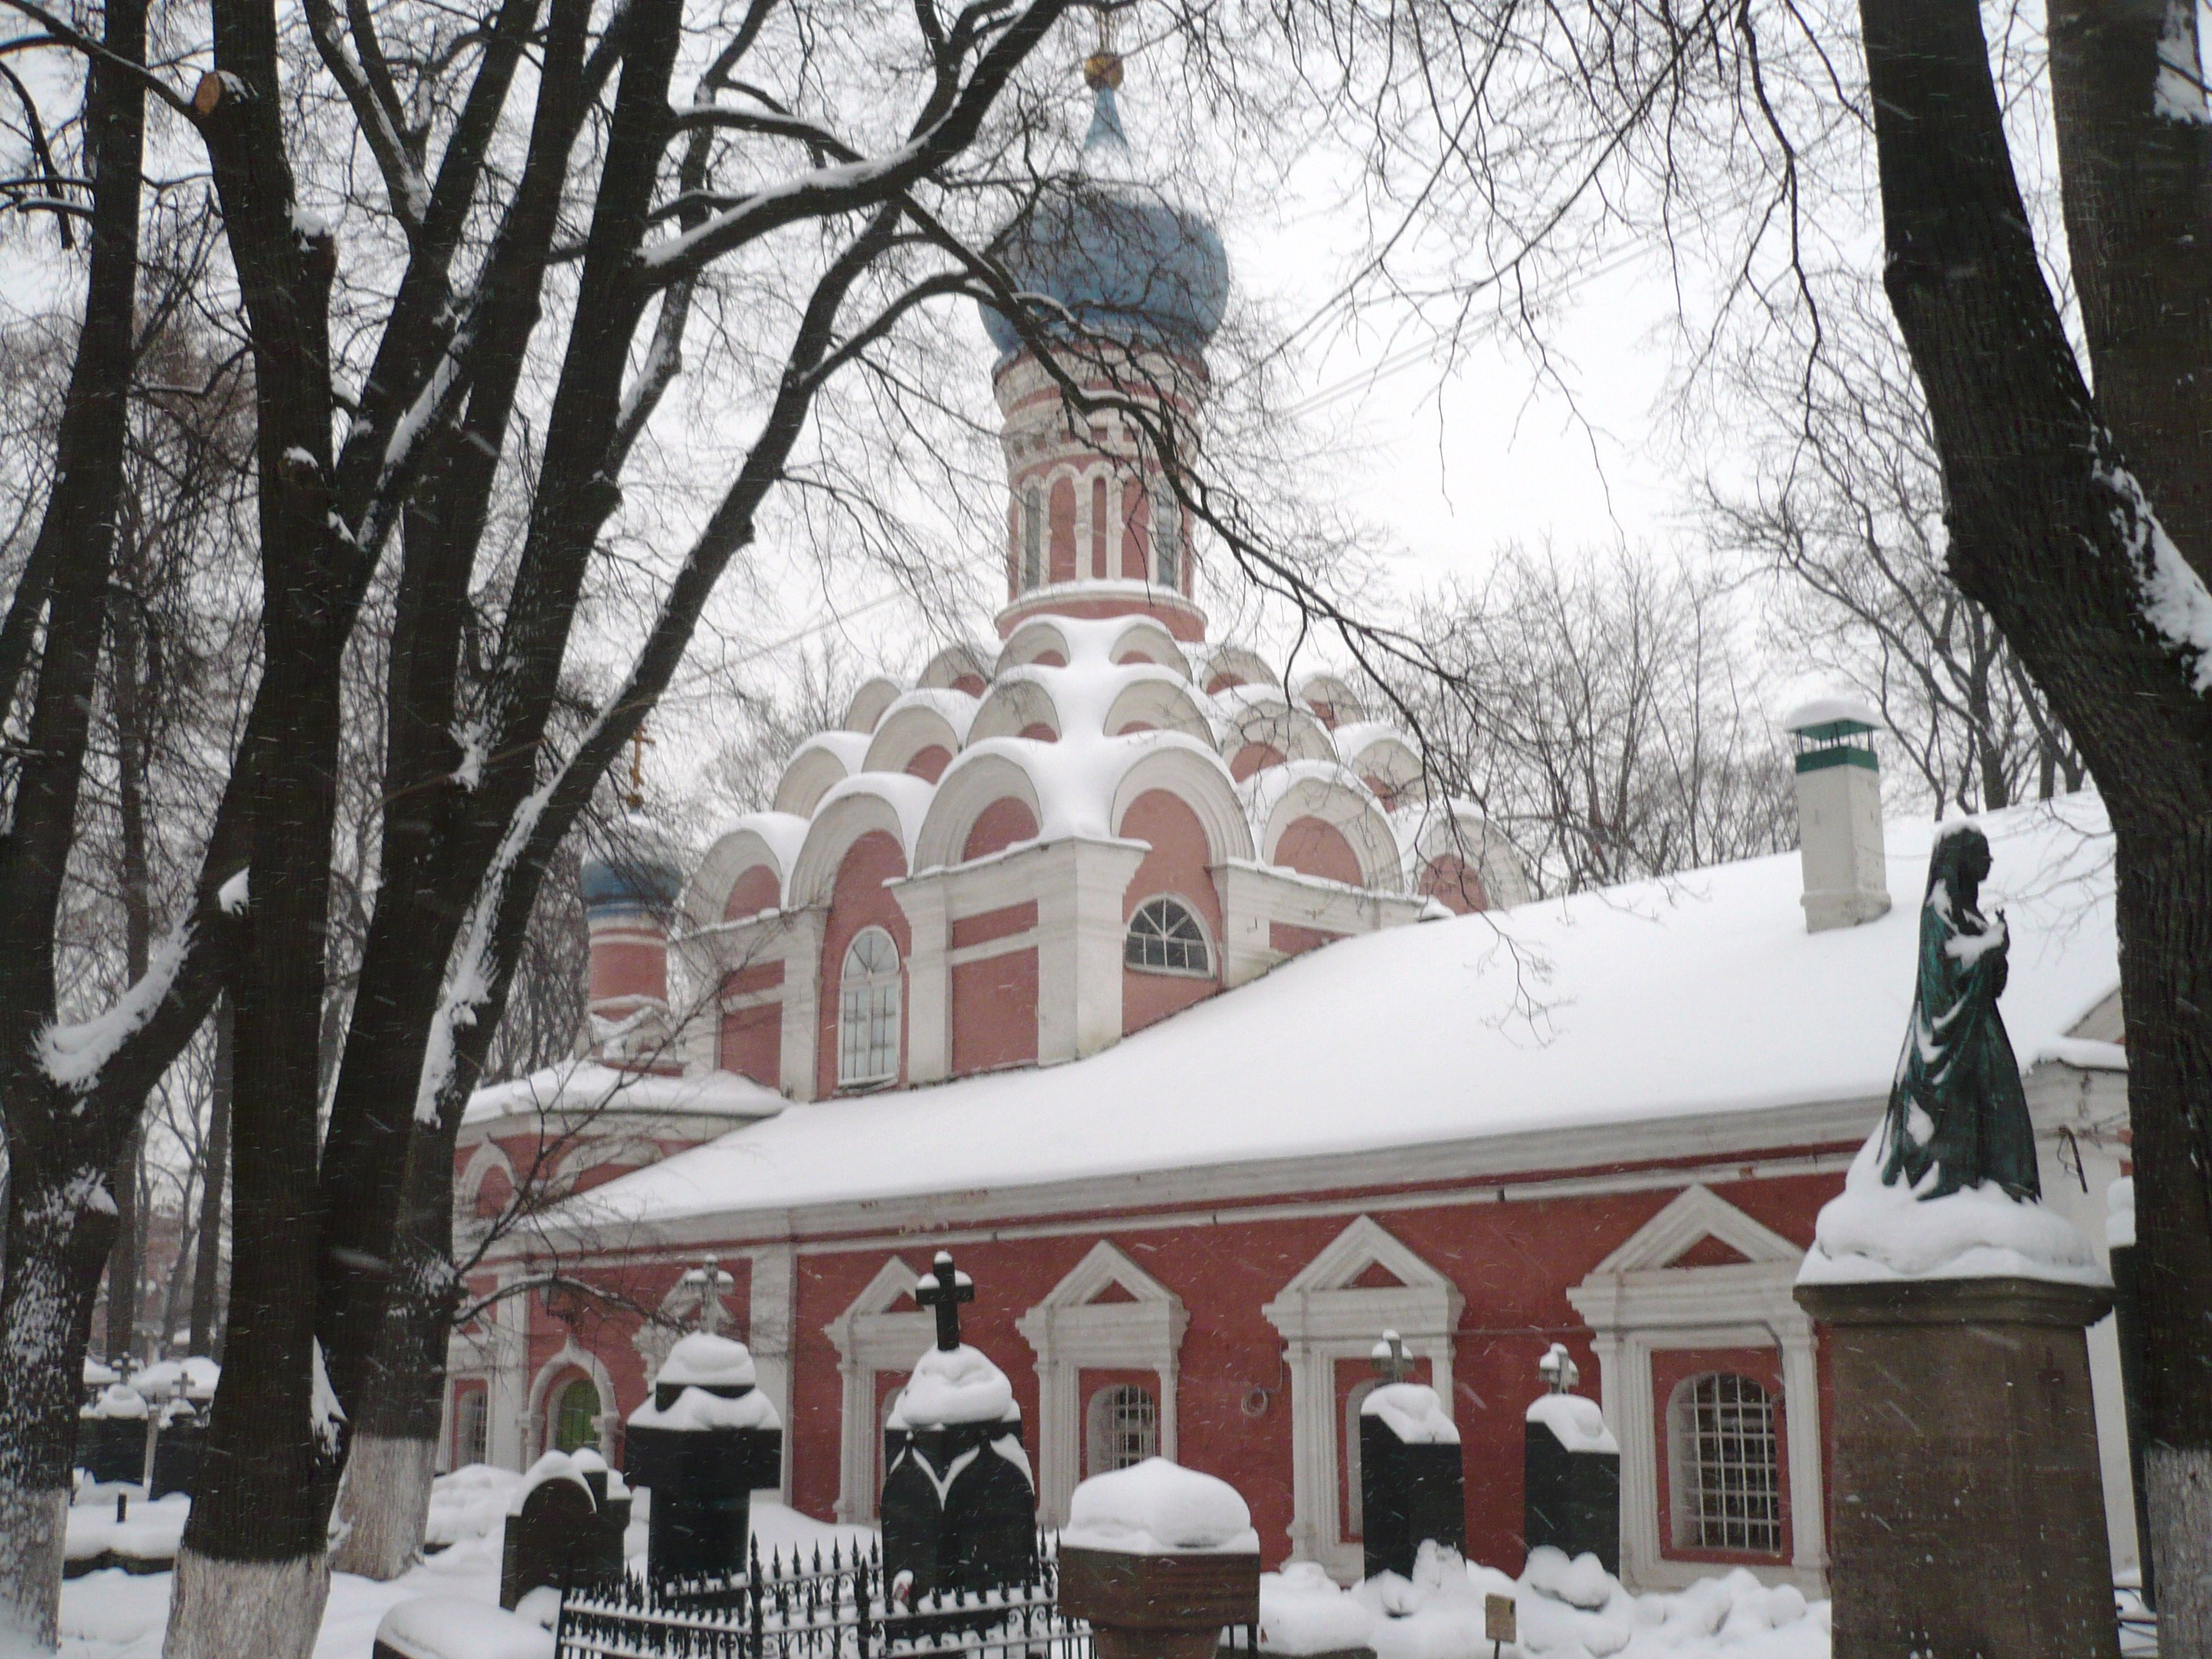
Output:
[{"xmin": 1783, "ymin": 696, "xmax": 1890, "ymax": 932}]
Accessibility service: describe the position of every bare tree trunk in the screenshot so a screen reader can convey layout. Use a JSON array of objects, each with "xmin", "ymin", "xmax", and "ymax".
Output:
[
  {"xmin": 189, "ymin": 997, "xmax": 233, "ymax": 1359},
  {"xmin": 1857, "ymin": 0, "xmax": 2212, "ymax": 1648},
  {"xmin": 0, "ymin": 0, "xmax": 148, "ymax": 1635}
]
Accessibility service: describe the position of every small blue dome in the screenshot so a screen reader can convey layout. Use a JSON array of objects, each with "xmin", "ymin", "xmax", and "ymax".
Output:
[
  {"xmin": 580, "ymin": 853, "xmax": 683, "ymax": 915},
  {"xmin": 980, "ymin": 89, "xmax": 1228, "ymax": 360}
]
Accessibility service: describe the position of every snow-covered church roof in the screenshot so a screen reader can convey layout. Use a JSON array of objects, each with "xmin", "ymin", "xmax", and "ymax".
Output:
[{"xmin": 560, "ymin": 794, "xmax": 2119, "ymax": 1238}]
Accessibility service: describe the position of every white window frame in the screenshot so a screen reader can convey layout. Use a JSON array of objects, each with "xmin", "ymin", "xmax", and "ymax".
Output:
[
  {"xmin": 837, "ymin": 926, "xmax": 902, "ymax": 1088},
  {"xmin": 1565, "ymin": 1184, "xmax": 1826, "ymax": 1596},
  {"xmin": 1125, "ymin": 895, "xmax": 1213, "ymax": 977},
  {"xmin": 1151, "ymin": 482, "xmax": 1180, "ymax": 590},
  {"xmin": 1022, "ymin": 484, "xmax": 1044, "ymax": 589}
]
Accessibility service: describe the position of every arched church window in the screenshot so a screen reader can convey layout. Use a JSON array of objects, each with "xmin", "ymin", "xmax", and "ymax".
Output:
[
  {"xmin": 1125, "ymin": 898, "xmax": 1210, "ymax": 975},
  {"xmin": 1022, "ymin": 484, "xmax": 1044, "ymax": 590},
  {"xmin": 1668, "ymin": 1372, "xmax": 1783, "ymax": 1553},
  {"xmin": 1086, "ymin": 1383, "xmax": 1159, "ymax": 1476},
  {"xmin": 1151, "ymin": 482, "xmax": 1179, "ymax": 590},
  {"xmin": 552, "ymin": 1376, "xmax": 600, "ymax": 1454},
  {"xmin": 838, "ymin": 927, "xmax": 902, "ymax": 1087},
  {"xmin": 455, "ymin": 1387, "xmax": 488, "ymax": 1467}
]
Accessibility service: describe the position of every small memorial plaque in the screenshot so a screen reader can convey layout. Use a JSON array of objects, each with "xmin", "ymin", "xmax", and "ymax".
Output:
[{"xmin": 1484, "ymin": 1594, "xmax": 1517, "ymax": 1645}]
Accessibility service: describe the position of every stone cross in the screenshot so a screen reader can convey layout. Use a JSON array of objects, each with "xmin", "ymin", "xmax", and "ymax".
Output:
[
  {"xmin": 1537, "ymin": 1342, "xmax": 1579, "ymax": 1395},
  {"xmin": 682, "ymin": 1257, "xmax": 733, "ymax": 1335},
  {"xmin": 1370, "ymin": 1329, "xmax": 1413, "ymax": 1384},
  {"xmin": 913, "ymin": 1250, "xmax": 974, "ymax": 1352}
]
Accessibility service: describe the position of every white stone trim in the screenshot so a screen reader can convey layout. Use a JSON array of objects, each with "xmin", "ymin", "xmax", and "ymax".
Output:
[
  {"xmin": 1565, "ymin": 1184, "xmax": 1825, "ymax": 1597},
  {"xmin": 1017, "ymin": 1242, "xmax": 1188, "ymax": 1524},
  {"xmin": 947, "ymin": 931, "xmax": 1041, "ymax": 968},
  {"xmin": 823, "ymin": 1258, "xmax": 935, "ymax": 1523},
  {"xmin": 750, "ymin": 1245, "xmax": 799, "ymax": 1501},
  {"xmin": 525, "ymin": 1339, "xmax": 619, "ymax": 1463},
  {"xmin": 1262, "ymin": 1215, "xmax": 1462, "ymax": 1578}
]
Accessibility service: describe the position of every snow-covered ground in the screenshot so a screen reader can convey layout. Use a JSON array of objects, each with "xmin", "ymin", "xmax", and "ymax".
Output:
[{"xmin": 57, "ymin": 1469, "xmax": 867, "ymax": 1658}]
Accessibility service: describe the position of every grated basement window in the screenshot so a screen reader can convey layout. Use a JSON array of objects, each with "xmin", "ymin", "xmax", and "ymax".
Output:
[
  {"xmin": 1125, "ymin": 897, "xmax": 1210, "ymax": 974},
  {"xmin": 1671, "ymin": 1372, "xmax": 1783, "ymax": 1554}
]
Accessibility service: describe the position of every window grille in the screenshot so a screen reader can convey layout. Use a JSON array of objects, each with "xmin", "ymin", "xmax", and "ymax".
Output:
[
  {"xmin": 839, "ymin": 927, "xmax": 902, "ymax": 1087},
  {"xmin": 553, "ymin": 1377, "xmax": 601, "ymax": 1454},
  {"xmin": 1022, "ymin": 485, "xmax": 1044, "ymax": 589},
  {"xmin": 1152, "ymin": 484, "xmax": 1179, "ymax": 590},
  {"xmin": 1125, "ymin": 898, "xmax": 1210, "ymax": 974},
  {"xmin": 1670, "ymin": 1372, "xmax": 1783, "ymax": 1553},
  {"xmin": 457, "ymin": 1388, "xmax": 488, "ymax": 1467},
  {"xmin": 1086, "ymin": 1384, "xmax": 1159, "ymax": 1476}
]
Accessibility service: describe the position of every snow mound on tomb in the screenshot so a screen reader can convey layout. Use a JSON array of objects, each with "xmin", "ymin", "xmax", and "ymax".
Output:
[
  {"xmin": 86, "ymin": 1384, "xmax": 147, "ymax": 1420},
  {"xmin": 1798, "ymin": 1133, "xmax": 2106, "ymax": 1286},
  {"xmin": 629, "ymin": 1385, "xmax": 781, "ymax": 1432},
  {"xmin": 375, "ymin": 1594, "xmax": 555, "ymax": 1659},
  {"xmin": 1362, "ymin": 1383, "xmax": 1460, "ymax": 1445},
  {"xmin": 889, "ymin": 1344, "xmax": 1015, "ymax": 1429},
  {"xmin": 508, "ymin": 1451, "xmax": 594, "ymax": 1514},
  {"xmin": 128, "ymin": 1357, "xmax": 219, "ymax": 1401},
  {"xmin": 1526, "ymin": 1393, "xmax": 1617, "ymax": 1454},
  {"xmin": 657, "ymin": 1331, "xmax": 757, "ymax": 1389},
  {"xmin": 1061, "ymin": 1457, "xmax": 1259, "ymax": 1555},
  {"xmin": 428, "ymin": 1463, "xmax": 523, "ymax": 1547},
  {"xmin": 1278, "ymin": 1540, "xmax": 1831, "ymax": 1659}
]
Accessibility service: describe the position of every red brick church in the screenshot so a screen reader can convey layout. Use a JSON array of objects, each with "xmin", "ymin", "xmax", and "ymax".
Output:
[{"xmin": 445, "ymin": 70, "xmax": 2140, "ymax": 1599}]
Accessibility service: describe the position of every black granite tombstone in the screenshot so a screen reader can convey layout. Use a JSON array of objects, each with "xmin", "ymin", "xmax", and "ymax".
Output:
[
  {"xmin": 500, "ymin": 1465, "xmax": 607, "ymax": 1609},
  {"xmin": 77, "ymin": 1386, "xmax": 150, "ymax": 1485},
  {"xmin": 148, "ymin": 1408, "xmax": 205, "ymax": 1500},
  {"xmin": 881, "ymin": 1251, "xmax": 1037, "ymax": 1607},
  {"xmin": 622, "ymin": 1331, "xmax": 783, "ymax": 1586},
  {"xmin": 1521, "ymin": 1346, "xmax": 1619, "ymax": 1576},
  {"xmin": 1358, "ymin": 1331, "xmax": 1465, "ymax": 1581}
]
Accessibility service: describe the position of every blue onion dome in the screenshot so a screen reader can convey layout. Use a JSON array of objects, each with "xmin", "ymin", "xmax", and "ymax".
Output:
[
  {"xmin": 580, "ymin": 846, "xmax": 684, "ymax": 917},
  {"xmin": 979, "ymin": 60, "xmax": 1228, "ymax": 361}
]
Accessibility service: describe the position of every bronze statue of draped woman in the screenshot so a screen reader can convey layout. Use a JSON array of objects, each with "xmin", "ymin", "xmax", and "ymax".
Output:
[{"xmin": 1879, "ymin": 823, "xmax": 2041, "ymax": 1202}]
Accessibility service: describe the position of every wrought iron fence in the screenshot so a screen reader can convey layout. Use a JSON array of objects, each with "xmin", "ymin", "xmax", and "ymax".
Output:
[{"xmin": 555, "ymin": 1534, "xmax": 1094, "ymax": 1659}]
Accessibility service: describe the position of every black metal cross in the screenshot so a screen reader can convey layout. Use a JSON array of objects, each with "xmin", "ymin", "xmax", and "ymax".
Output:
[
  {"xmin": 913, "ymin": 1250, "xmax": 974, "ymax": 1352},
  {"xmin": 1370, "ymin": 1328, "xmax": 1413, "ymax": 1384}
]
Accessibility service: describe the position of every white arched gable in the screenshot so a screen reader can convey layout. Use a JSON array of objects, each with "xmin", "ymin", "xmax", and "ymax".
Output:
[
  {"xmin": 787, "ymin": 778, "xmax": 928, "ymax": 909},
  {"xmin": 1209, "ymin": 686, "xmax": 1335, "ymax": 768},
  {"xmin": 1405, "ymin": 804, "xmax": 1532, "ymax": 909},
  {"xmin": 1335, "ymin": 727, "xmax": 1426, "ymax": 802},
  {"xmin": 1251, "ymin": 765, "xmax": 1403, "ymax": 892},
  {"xmin": 967, "ymin": 673, "xmax": 1064, "ymax": 745},
  {"xmin": 1193, "ymin": 643, "xmax": 1276, "ymax": 694},
  {"xmin": 457, "ymin": 1139, "xmax": 518, "ymax": 1218},
  {"xmin": 996, "ymin": 618, "xmax": 1074, "ymax": 674},
  {"xmin": 863, "ymin": 697, "xmax": 970, "ymax": 777},
  {"xmin": 918, "ymin": 642, "xmax": 992, "ymax": 692},
  {"xmin": 683, "ymin": 815, "xmax": 809, "ymax": 927},
  {"xmin": 773, "ymin": 732, "xmax": 871, "ymax": 819},
  {"xmin": 1103, "ymin": 675, "xmax": 1213, "ymax": 745},
  {"xmin": 1100, "ymin": 616, "xmax": 1192, "ymax": 680},
  {"xmin": 914, "ymin": 750, "xmax": 1048, "ymax": 871},
  {"xmin": 1292, "ymin": 670, "xmax": 1362, "ymax": 724},
  {"xmin": 1109, "ymin": 744, "xmax": 1255, "ymax": 866},
  {"xmin": 842, "ymin": 675, "xmax": 904, "ymax": 735}
]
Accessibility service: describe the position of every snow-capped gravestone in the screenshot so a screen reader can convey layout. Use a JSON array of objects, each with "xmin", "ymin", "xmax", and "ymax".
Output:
[
  {"xmin": 500, "ymin": 1449, "xmax": 627, "ymax": 1609},
  {"xmin": 1521, "ymin": 1344, "xmax": 1618, "ymax": 1576},
  {"xmin": 623, "ymin": 1331, "xmax": 782, "ymax": 1586},
  {"xmin": 1357, "ymin": 1331, "xmax": 1465, "ymax": 1581},
  {"xmin": 881, "ymin": 1251, "xmax": 1037, "ymax": 1607},
  {"xmin": 1794, "ymin": 821, "xmax": 2117, "ymax": 1659},
  {"xmin": 1058, "ymin": 1458, "xmax": 1260, "ymax": 1659},
  {"xmin": 138, "ymin": 1358, "xmax": 218, "ymax": 1500},
  {"xmin": 78, "ymin": 1382, "xmax": 149, "ymax": 1485}
]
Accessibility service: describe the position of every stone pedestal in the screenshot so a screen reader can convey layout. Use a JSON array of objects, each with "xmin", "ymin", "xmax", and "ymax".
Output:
[
  {"xmin": 623, "ymin": 1411, "xmax": 781, "ymax": 1586},
  {"xmin": 1795, "ymin": 1276, "xmax": 2118, "ymax": 1659},
  {"xmin": 148, "ymin": 1416, "xmax": 205, "ymax": 1500},
  {"xmin": 1522, "ymin": 1405, "xmax": 1618, "ymax": 1576},
  {"xmin": 1359, "ymin": 1415, "xmax": 1464, "ymax": 1581},
  {"xmin": 1060, "ymin": 1547, "xmax": 1259, "ymax": 1659}
]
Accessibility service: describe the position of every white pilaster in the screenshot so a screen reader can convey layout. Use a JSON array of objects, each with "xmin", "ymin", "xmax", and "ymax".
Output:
[
  {"xmin": 778, "ymin": 909, "xmax": 826, "ymax": 1101},
  {"xmin": 893, "ymin": 878, "xmax": 951, "ymax": 1084}
]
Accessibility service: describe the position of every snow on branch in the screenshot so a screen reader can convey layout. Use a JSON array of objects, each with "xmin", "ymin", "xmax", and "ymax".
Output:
[{"xmin": 37, "ymin": 925, "xmax": 192, "ymax": 1093}]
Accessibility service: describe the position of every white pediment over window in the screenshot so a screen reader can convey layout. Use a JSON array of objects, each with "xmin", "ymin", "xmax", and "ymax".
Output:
[{"xmin": 1585, "ymin": 1184, "xmax": 1804, "ymax": 1277}]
